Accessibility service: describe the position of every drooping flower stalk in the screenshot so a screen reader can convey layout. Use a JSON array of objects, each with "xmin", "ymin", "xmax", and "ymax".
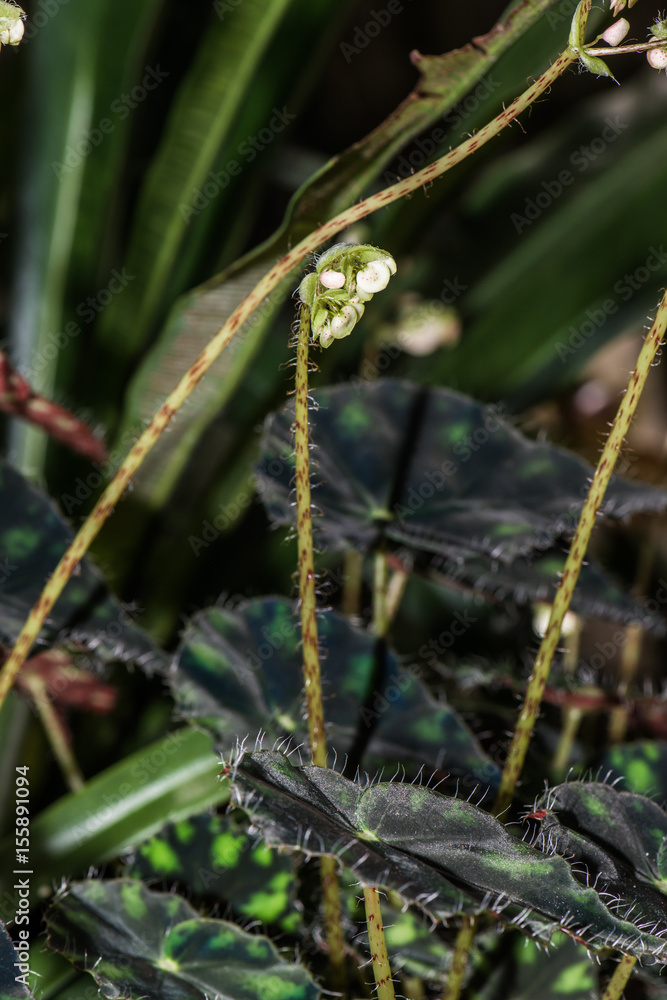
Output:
[
  {"xmin": 295, "ymin": 246, "xmax": 398, "ymax": 990},
  {"xmin": 601, "ymin": 953, "xmax": 637, "ymax": 1000},
  {"xmin": 293, "ymin": 302, "xmax": 346, "ymax": 987},
  {"xmin": 363, "ymin": 887, "xmax": 396, "ymax": 1000},
  {"xmin": 293, "ymin": 302, "xmax": 327, "ymax": 767}
]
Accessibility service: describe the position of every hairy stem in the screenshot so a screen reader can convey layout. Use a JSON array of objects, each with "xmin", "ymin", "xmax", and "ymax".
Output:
[
  {"xmin": 494, "ymin": 289, "xmax": 667, "ymax": 816},
  {"xmin": 294, "ymin": 304, "xmax": 346, "ymax": 987},
  {"xmin": 320, "ymin": 854, "xmax": 347, "ymax": 992},
  {"xmin": 601, "ymin": 954, "xmax": 636, "ymax": 1000},
  {"xmin": 21, "ymin": 672, "xmax": 84, "ymax": 793},
  {"xmin": 0, "ymin": 46, "xmax": 577, "ymax": 710},
  {"xmin": 294, "ymin": 304, "xmax": 326, "ymax": 766},
  {"xmin": 443, "ymin": 915, "xmax": 476, "ymax": 1000},
  {"xmin": 364, "ymin": 887, "xmax": 396, "ymax": 1000}
]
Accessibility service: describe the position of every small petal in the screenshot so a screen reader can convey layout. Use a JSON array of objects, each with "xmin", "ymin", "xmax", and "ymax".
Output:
[
  {"xmin": 647, "ymin": 46, "xmax": 667, "ymax": 69},
  {"xmin": 330, "ymin": 304, "xmax": 362, "ymax": 339},
  {"xmin": 356, "ymin": 261, "xmax": 392, "ymax": 295},
  {"xmin": 319, "ymin": 269, "xmax": 346, "ymax": 289},
  {"xmin": 601, "ymin": 17, "xmax": 629, "ymax": 46}
]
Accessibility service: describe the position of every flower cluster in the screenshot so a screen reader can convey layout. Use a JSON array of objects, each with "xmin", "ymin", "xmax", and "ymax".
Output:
[
  {"xmin": 0, "ymin": 1, "xmax": 25, "ymax": 47},
  {"xmin": 298, "ymin": 242, "xmax": 397, "ymax": 348}
]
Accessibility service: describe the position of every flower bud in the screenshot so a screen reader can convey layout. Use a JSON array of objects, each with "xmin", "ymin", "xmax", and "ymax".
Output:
[
  {"xmin": 647, "ymin": 46, "xmax": 667, "ymax": 69},
  {"xmin": 601, "ymin": 17, "xmax": 629, "ymax": 46},
  {"xmin": 319, "ymin": 269, "xmax": 346, "ymax": 289},
  {"xmin": 356, "ymin": 260, "xmax": 394, "ymax": 295},
  {"xmin": 0, "ymin": 1, "xmax": 25, "ymax": 46}
]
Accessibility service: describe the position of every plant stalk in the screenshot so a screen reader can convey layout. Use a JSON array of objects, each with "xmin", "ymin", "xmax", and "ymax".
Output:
[
  {"xmin": 601, "ymin": 954, "xmax": 636, "ymax": 1000},
  {"xmin": 443, "ymin": 915, "xmax": 476, "ymax": 1000},
  {"xmin": 294, "ymin": 303, "xmax": 346, "ymax": 989},
  {"xmin": 363, "ymin": 887, "xmax": 396, "ymax": 1000},
  {"xmin": 0, "ymin": 46, "xmax": 578, "ymax": 709},
  {"xmin": 494, "ymin": 289, "xmax": 667, "ymax": 816},
  {"xmin": 21, "ymin": 673, "xmax": 85, "ymax": 793},
  {"xmin": 294, "ymin": 304, "xmax": 326, "ymax": 766}
]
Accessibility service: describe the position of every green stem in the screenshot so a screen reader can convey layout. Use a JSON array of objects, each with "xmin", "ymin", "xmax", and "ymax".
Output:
[
  {"xmin": 363, "ymin": 887, "xmax": 396, "ymax": 1000},
  {"xmin": 342, "ymin": 550, "xmax": 364, "ymax": 617},
  {"xmin": 320, "ymin": 854, "xmax": 347, "ymax": 993},
  {"xmin": 373, "ymin": 547, "xmax": 390, "ymax": 638},
  {"xmin": 443, "ymin": 916, "xmax": 476, "ymax": 1000},
  {"xmin": 294, "ymin": 304, "xmax": 326, "ymax": 767},
  {"xmin": 493, "ymin": 288, "xmax": 667, "ymax": 817},
  {"xmin": 294, "ymin": 304, "xmax": 347, "ymax": 989},
  {"xmin": 551, "ymin": 705, "xmax": 584, "ymax": 778},
  {"xmin": 21, "ymin": 672, "xmax": 85, "ymax": 793},
  {"xmin": 601, "ymin": 954, "xmax": 636, "ymax": 1000},
  {"xmin": 607, "ymin": 622, "xmax": 643, "ymax": 744},
  {"xmin": 0, "ymin": 46, "xmax": 577, "ymax": 710},
  {"xmin": 585, "ymin": 40, "xmax": 667, "ymax": 57}
]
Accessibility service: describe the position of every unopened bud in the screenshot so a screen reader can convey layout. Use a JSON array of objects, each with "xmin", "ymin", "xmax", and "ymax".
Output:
[
  {"xmin": 0, "ymin": 1, "xmax": 25, "ymax": 46},
  {"xmin": 647, "ymin": 46, "xmax": 667, "ymax": 69},
  {"xmin": 601, "ymin": 17, "xmax": 629, "ymax": 46},
  {"xmin": 319, "ymin": 270, "xmax": 346, "ymax": 289}
]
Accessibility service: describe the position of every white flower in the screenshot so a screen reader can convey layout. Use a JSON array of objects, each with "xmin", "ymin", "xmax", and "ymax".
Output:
[
  {"xmin": 356, "ymin": 260, "xmax": 394, "ymax": 295},
  {"xmin": 0, "ymin": 1, "xmax": 25, "ymax": 46},
  {"xmin": 330, "ymin": 303, "xmax": 364, "ymax": 339}
]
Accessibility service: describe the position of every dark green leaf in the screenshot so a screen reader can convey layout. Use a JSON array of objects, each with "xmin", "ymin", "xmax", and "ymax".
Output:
[
  {"xmin": 172, "ymin": 597, "xmax": 497, "ymax": 785},
  {"xmin": 600, "ymin": 742, "xmax": 667, "ymax": 798},
  {"xmin": 125, "ymin": 811, "xmax": 300, "ymax": 932},
  {"xmin": 0, "ymin": 920, "xmax": 33, "ymax": 998},
  {"xmin": 503, "ymin": 931, "xmax": 597, "ymax": 1000},
  {"xmin": 257, "ymin": 380, "xmax": 667, "ymax": 603},
  {"xmin": 234, "ymin": 750, "xmax": 667, "ymax": 957},
  {"xmin": 0, "ymin": 728, "xmax": 225, "ymax": 917},
  {"xmin": 535, "ymin": 781, "xmax": 667, "ymax": 892},
  {"xmin": 427, "ymin": 547, "xmax": 664, "ymax": 632},
  {"xmin": 45, "ymin": 879, "xmax": 319, "ymax": 1000},
  {"xmin": 0, "ymin": 458, "xmax": 164, "ymax": 668}
]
